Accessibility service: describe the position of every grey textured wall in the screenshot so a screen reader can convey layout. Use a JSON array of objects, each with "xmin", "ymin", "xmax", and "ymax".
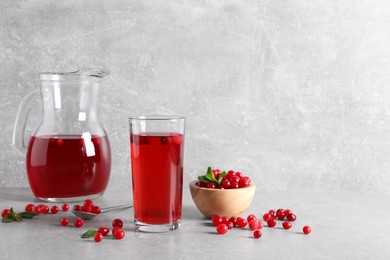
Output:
[{"xmin": 1, "ymin": 0, "xmax": 390, "ymax": 194}]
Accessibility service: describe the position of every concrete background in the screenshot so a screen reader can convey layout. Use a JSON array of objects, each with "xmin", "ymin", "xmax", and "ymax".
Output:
[{"xmin": 1, "ymin": 0, "xmax": 390, "ymax": 194}]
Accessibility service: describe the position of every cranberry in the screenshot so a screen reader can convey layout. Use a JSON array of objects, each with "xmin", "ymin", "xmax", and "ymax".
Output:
[
  {"xmin": 267, "ymin": 218, "xmax": 276, "ymax": 228},
  {"xmin": 60, "ymin": 218, "xmax": 69, "ymax": 226},
  {"xmin": 287, "ymin": 213, "xmax": 297, "ymax": 222},
  {"xmin": 51, "ymin": 205, "xmax": 59, "ymax": 214},
  {"xmin": 282, "ymin": 222, "xmax": 292, "ymax": 230},
  {"xmin": 263, "ymin": 213, "xmax": 271, "ymax": 221},
  {"xmin": 221, "ymin": 178, "xmax": 231, "ymax": 189},
  {"xmin": 94, "ymin": 232, "xmax": 103, "ymax": 242},
  {"xmin": 74, "ymin": 218, "xmax": 84, "ymax": 228},
  {"xmin": 98, "ymin": 227, "xmax": 110, "ymax": 236},
  {"xmin": 235, "ymin": 171, "xmax": 244, "ymax": 178},
  {"xmin": 303, "ymin": 226, "xmax": 311, "ymax": 234},
  {"xmin": 62, "ymin": 204, "xmax": 69, "ymax": 212},
  {"xmin": 160, "ymin": 137, "xmax": 169, "ymax": 145},
  {"xmin": 216, "ymin": 224, "xmax": 228, "ymax": 235},
  {"xmin": 213, "ymin": 169, "xmax": 221, "ymax": 179},
  {"xmin": 253, "ymin": 230, "xmax": 262, "ymax": 239},
  {"xmin": 91, "ymin": 205, "xmax": 101, "ymax": 214},
  {"xmin": 228, "ymin": 217, "xmax": 237, "ymax": 227},
  {"xmin": 34, "ymin": 206, "xmax": 42, "ymax": 215},
  {"xmin": 276, "ymin": 211, "xmax": 285, "ymax": 221},
  {"xmin": 40, "ymin": 205, "xmax": 49, "ymax": 214},
  {"xmin": 257, "ymin": 221, "xmax": 264, "ymax": 229},
  {"xmin": 237, "ymin": 217, "xmax": 248, "ymax": 228},
  {"xmin": 283, "ymin": 209, "xmax": 292, "ymax": 216},
  {"xmin": 25, "ymin": 204, "xmax": 35, "ymax": 212},
  {"xmin": 221, "ymin": 216, "xmax": 229, "ymax": 225},
  {"xmin": 247, "ymin": 214, "xmax": 257, "ymax": 223},
  {"xmin": 229, "ymin": 175, "xmax": 240, "ymax": 183},
  {"xmin": 206, "ymin": 183, "xmax": 216, "ymax": 189},
  {"xmin": 113, "ymin": 229, "xmax": 125, "ymax": 240},
  {"xmin": 268, "ymin": 210, "xmax": 276, "ymax": 218},
  {"xmin": 1, "ymin": 209, "xmax": 10, "ymax": 218},
  {"xmin": 238, "ymin": 178, "xmax": 250, "ymax": 188},
  {"xmin": 196, "ymin": 181, "xmax": 207, "ymax": 187},
  {"xmin": 112, "ymin": 218, "xmax": 123, "ymax": 228},
  {"xmin": 83, "ymin": 199, "xmax": 94, "ymax": 207},
  {"xmin": 112, "ymin": 226, "xmax": 121, "ymax": 236},
  {"xmin": 212, "ymin": 215, "xmax": 222, "ymax": 226},
  {"xmin": 248, "ymin": 220, "xmax": 258, "ymax": 231},
  {"xmin": 227, "ymin": 222, "xmax": 234, "ymax": 229}
]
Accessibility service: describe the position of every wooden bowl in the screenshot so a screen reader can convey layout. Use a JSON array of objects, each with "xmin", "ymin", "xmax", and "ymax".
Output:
[{"xmin": 189, "ymin": 180, "xmax": 256, "ymax": 218}]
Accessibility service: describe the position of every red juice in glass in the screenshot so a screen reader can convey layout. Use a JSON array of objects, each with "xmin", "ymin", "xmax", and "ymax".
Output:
[
  {"xmin": 26, "ymin": 135, "xmax": 111, "ymax": 200},
  {"xmin": 130, "ymin": 133, "xmax": 184, "ymax": 226}
]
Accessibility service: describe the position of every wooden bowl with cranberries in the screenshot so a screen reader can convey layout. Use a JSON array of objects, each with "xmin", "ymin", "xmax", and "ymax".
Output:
[{"xmin": 189, "ymin": 167, "xmax": 256, "ymax": 218}]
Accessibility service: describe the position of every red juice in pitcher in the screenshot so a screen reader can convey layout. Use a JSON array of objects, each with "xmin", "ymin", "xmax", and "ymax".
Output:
[
  {"xmin": 130, "ymin": 133, "xmax": 184, "ymax": 224},
  {"xmin": 26, "ymin": 135, "xmax": 111, "ymax": 199}
]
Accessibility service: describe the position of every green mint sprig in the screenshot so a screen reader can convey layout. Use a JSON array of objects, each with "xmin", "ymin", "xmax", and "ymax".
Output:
[
  {"xmin": 81, "ymin": 230, "xmax": 98, "ymax": 238},
  {"xmin": 197, "ymin": 167, "xmax": 226, "ymax": 187},
  {"xmin": 2, "ymin": 207, "xmax": 37, "ymax": 223}
]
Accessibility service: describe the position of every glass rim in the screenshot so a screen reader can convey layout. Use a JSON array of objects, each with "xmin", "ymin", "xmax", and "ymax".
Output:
[{"xmin": 129, "ymin": 115, "xmax": 185, "ymax": 121}]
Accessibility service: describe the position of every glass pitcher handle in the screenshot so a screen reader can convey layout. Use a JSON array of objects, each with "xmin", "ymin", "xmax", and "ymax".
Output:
[{"xmin": 12, "ymin": 89, "xmax": 40, "ymax": 155}]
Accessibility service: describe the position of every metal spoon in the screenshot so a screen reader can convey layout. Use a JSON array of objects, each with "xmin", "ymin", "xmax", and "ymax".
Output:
[{"xmin": 72, "ymin": 204, "xmax": 133, "ymax": 220}]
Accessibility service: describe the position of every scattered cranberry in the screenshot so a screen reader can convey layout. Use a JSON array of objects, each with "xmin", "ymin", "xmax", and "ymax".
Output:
[
  {"xmin": 248, "ymin": 220, "xmax": 258, "ymax": 231},
  {"xmin": 98, "ymin": 227, "xmax": 110, "ymax": 236},
  {"xmin": 257, "ymin": 221, "xmax": 264, "ymax": 229},
  {"xmin": 51, "ymin": 205, "xmax": 59, "ymax": 214},
  {"xmin": 60, "ymin": 218, "xmax": 69, "ymax": 226},
  {"xmin": 277, "ymin": 211, "xmax": 285, "ymax": 221},
  {"xmin": 74, "ymin": 218, "xmax": 84, "ymax": 228},
  {"xmin": 253, "ymin": 230, "xmax": 262, "ymax": 239},
  {"xmin": 263, "ymin": 213, "xmax": 271, "ymax": 221},
  {"xmin": 228, "ymin": 217, "xmax": 237, "ymax": 227},
  {"xmin": 216, "ymin": 224, "xmax": 228, "ymax": 235},
  {"xmin": 73, "ymin": 205, "xmax": 82, "ymax": 211},
  {"xmin": 283, "ymin": 209, "xmax": 292, "ymax": 216},
  {"xmin": 287, "ymin": 213, "xmax": 297, "ymax": 222},
  {"xmin": 282, "ymin": 222, "xmax": 292, "ymax": 230},
  {"xmin": 268, "ymin": 210, "xmax": 276, "ymax": 218},
  {"xmin": 1, "ymin": 209, "xmax": 11, "ymax": 218},
  {"xmin": 94, "ymin": 232, "xmax": 104, "ymax": 242},
  {"xmin": 41, "ymin": 205, "xmax": 49, "ymax": 214},
  {"xmin": 212, "ymin": 215, "xmax": 222, "ymax": 226},
  {"xmin": 34, "ymin": 206, "xmax": 42, "ymax": 215},
  {"xmin": 112, "ymin": 218, "xmax": 123, "ymax": 228},
  {"xmin": 81, "ymin": 206, "xmax": 92, "ymax": 213},
  {"xmin": 227, "ymin": 222, "xmax": 234, "ymax": 229},
  {"xmin": 62, "ymin": 204, "xmax": 69, "ymax": 212},
  {"xmin": 113, "ymin": 229, "xmax": 125, "ymax": 240},
  {"xmin": 112, "ymin": 226, "xmax": 121, "ymax": 236},
  {"xmin": 267, "ymin": 218, "xmax": 276, "ymax": 228},
  {"xmin": 25, "ymin": 204, "xmax": 35, "ymax": 212},
  {"xmin": 247, "ymin": 214, "xmax": 257, "ymax": 223},
  {"xmin": 303, "ymin": 226, "xmax": 311, "ymax": 235},
  {"xmin": 237, "ymin": 217, "xmax": 247, "ymax": 228}
]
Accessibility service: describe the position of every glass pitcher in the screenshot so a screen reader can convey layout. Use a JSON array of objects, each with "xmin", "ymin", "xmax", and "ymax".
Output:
[{"xmin": 13, "ymin": 69, "xmax": 111, "ymax": 202}]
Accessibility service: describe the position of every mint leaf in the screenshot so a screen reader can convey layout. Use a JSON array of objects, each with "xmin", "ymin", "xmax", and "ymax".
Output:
[
  {"xmin": 81, "ymin": 230, "xmax": 98, "ymax": 238},
  {"xmin": 217, "ymin": 171, "xmax": 227, "ymax": 185},
  {"xmin": 2, "ymin": 214, "xmax": 14, "ymax": 223},
  {"xmin": 19, "ymin": 211, "xmax": 38, "ymax": 219}
]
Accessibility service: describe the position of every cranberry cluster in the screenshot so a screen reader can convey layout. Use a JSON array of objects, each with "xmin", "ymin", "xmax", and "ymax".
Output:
[
  {"xmin": 212, "ymin": 208, "xmax": 311, "ymax": 238},
  {"xmin": 85, "ymin": 219, "xmax": 125, "ymax": 242},
  {"xmin": 72, "ymin": 199, "xmax": 101, "ymax": 214},
  {"xmin": 196, "ymin": 168, "xmax": 252, "ymax": 189}
]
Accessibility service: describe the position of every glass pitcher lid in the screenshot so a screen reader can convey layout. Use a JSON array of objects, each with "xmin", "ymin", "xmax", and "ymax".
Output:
[{"xmin": 40, "ymin": 68, "xmax": 110, "ymax": 81}]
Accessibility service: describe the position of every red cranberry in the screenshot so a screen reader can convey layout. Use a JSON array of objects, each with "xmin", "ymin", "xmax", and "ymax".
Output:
[
  {"xmin": 235, "ymin": 171, "xmax": 244, "ymax": 178},
  {"xmin": 216, "ymin": 224, "xmax": 228, "ymax": 235},
  {"xmin": 34, "ymin": 206, "xmax": 42, "ymax": 215},
  {"xmin": 257, "ymin": 221, "xmax": 264, "ymax": 229},
  {"xmin": 83, "ymin": 199, "xmax": 94, "ymax": 207},
  {"xmin": 206, "ymin": 183, "xmax": 216, "ymax": 189},
  {"xmin": 229, "ymin": 175, "xmax": 240, "ymax": 183},
  {"xmin": 227, "ymin": 222, "xmax": 234, "ymax": 229},
  {"xmin": 287, "ymin": 213, "xmax": 297, "ymax": 222},
  {"xmin": 229, "ymin": 181, "xmax": 239, "ymax": 189},
  {"xmin": 94, "ymin": 232, "xmax": 103, "ymax": 242},
  {"xmin": 221, "ymin": 216, "xmax": 229, "ymax": 225},
  {"xmin": 282, "ymin": 221, "xmax": 292, "ymax": 230},
  {"xmin": 51, "ymin": 205, "xmax": 59, "ymax": 214},
  {"xmin": 81, "ymin": 206, "xmax": 92, "ymax": 213},
  {"xmin": 112, "ymin": 218, "xmax": 123, "ymax": 228},
  {"xmin": 267, "ymin": 218, "xmax": 276, "ymax": 228},
  {"xmin": 228, "ymin": 217, "xmax": 237, "ymax": 227},
  {"xmin": 268, "ymin": 210, "xmax": 276, "ymax": 218},
  {"xmin": 303, "ymin": 226, "xmax": 311, "ymax": 234},
  {"xmin": 112, "ymin": 226, "xmax": 121, "ymax": 236},
  {"xmin": 247, "ymin": 214, "xmax": 257, "ymax": 223},
  {"xmin": 91, "ymin": 205, "xmax": 101, "ymax": 214},
  {"xmin": 60, "ymin": 218, "xmax": 69, "ymax": 226},
  {"xmin": 62, "ymin": 204, "xmax": 69, "ymax": 212},
  {"xmin": 212, "ymin": 215, "xmax": 222, "ymax": 226},
  {"xmin": 113, "ymin": 229, "xmax": 125, "ymax": 240},
  {"xmin": 253, "ymin": 230, "xmax": 262, "ymax": 239},
  {"xmin": 276, "ymin": 211, "xmax": 285, "ymax": 221},
  {"xmin": 248, "ymin": 220, "xmax": 258, "ymax": 231},
  {"xmin": 74, "ymin": 218, "xmax": 84, "ymax": 228},
  {"xmin": 283, "ymin": 209, "xmax": 292, "ymax": 216},
  {"xmin": 213, "ymin": 169, "xmax": 221, "ymax": 179},
  {"xmin": 25, "ymin": 204, "xmax": 35, "ymax": 212},
  {"xmin": 98, "ymin": 227, "xmax": 110, "ymax": 236},
  {"xmin": 263, "ymin": 213, "xmax": 271, "ymax": 221},
  {"xmin": 1, "ymin": 209, "xmax": 11, "ymax": 218},
  {"xmin": 237, "ymin": 217, "xmax": 248, "ymax": 228},
  {"xmin": 221, "ymin": 178, "xmax": 231, "ymax": 189},
  {"xmin": 73, "ymin": 205, "xmax": 82, "ymax": 211}
]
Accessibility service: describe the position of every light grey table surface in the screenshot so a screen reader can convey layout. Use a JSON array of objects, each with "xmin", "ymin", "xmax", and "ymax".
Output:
[{"xmin": 0, "ymin": 187, "xmax": 389, "ymax": 260}]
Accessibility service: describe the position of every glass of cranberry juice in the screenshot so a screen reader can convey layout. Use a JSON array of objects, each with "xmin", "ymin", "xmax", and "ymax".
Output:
[{"xmin": 129, "ymin": 116, "xmax": 185, "ymax": 232}]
